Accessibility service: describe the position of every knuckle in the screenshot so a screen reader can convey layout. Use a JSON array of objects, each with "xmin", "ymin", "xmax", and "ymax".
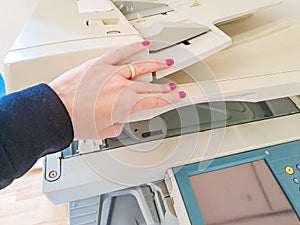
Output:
[
  {"xmin": 155, "ymin": 96, "xmax": 167, "ymax": 108},
  {"xmin": 115, "ymin": 126, "xmax": 123, "ymax": 136}
]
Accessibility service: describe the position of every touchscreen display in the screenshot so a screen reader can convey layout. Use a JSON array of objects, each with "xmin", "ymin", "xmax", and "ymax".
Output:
[{"xmin": 189, "ymin": 160, "xmax": 300, "ymax": 225}]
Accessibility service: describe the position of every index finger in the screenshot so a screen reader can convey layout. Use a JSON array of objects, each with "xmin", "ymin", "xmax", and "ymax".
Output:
[{"xmin": 99, "ymin": 41, "xmax": 150, "ymax": 65}]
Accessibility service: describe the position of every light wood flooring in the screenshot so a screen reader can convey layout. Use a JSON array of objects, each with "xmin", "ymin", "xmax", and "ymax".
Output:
[{"xmin": 0, "ymin": 169, "xmax": 68, "ymax": 225}]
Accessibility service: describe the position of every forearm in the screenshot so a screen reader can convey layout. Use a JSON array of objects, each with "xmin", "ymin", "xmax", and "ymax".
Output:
[{"xmin": 0, "ymin": 84, "xmax": 73, "ymax": 188}]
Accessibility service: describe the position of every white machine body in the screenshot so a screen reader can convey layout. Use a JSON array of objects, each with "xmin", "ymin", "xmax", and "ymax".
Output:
[{"xmin": 2, "ymin": 0, "xmax": 300, "ymax": 224}]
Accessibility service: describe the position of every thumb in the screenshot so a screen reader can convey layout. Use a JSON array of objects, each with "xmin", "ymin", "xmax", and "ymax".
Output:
[{"xmin": 98, "ymin": 123, "xmax": 124, "ymax": 139}]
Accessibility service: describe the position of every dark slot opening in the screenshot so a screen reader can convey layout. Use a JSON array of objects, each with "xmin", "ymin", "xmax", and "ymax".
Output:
[{"xmin": 142, "ymin": 130, "xmax": 163, "ymax": 138}]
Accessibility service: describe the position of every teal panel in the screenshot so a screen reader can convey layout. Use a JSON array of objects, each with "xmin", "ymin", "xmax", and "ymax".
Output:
[
  {"xmin": 173, "ymin": 140, "xmax": 300, "ymax": 224},
  {"xmin": 0, "ymin": 73, "xmax": 6, "ymax": 97}
]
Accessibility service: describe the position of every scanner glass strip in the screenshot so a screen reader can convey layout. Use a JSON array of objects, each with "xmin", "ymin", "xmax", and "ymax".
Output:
[
  {"xmin": 63, "ymin": 97, "xmax": 300, "ymax": 158},
  {"xmin": 105, "ymin": 98, "xmax": 299, "ymax": 149}
]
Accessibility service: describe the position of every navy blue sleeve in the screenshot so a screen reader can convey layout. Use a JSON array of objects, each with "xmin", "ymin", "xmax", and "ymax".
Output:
[{"xmin": 0, "ymin": 84, "xmax": 74, "ymax": 189}]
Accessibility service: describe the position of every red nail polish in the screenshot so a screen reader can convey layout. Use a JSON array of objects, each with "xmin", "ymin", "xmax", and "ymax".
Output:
[
  {"xmin": 169, "ymin": 83, "xmax": 176, "ymax": 90},
  {"xmin": 142, "ymin": 40, "xmax": 150, "ymax": 46},
  {"xmin": 166, "ymin": 58, "xmax": 174, "ymax": 66},
  {"xmin": 179, "ymin": 91, "xmax": 186, "ymax": 99}
]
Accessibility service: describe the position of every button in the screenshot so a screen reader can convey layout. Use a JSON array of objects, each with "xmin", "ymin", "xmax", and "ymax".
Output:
[
  {"xmin": 285, "ymin": 166, "xmax": 294, "ymax": 175},
  {"xmin": 296, "ymin": 164, "xmax": 300, "ymax": 171},
  {"xmin": 293, "ymin": 178, "xmax": 299, "ymax": 184}
]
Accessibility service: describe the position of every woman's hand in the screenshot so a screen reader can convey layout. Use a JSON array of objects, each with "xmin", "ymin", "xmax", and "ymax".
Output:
[{"xmin": 49, "ymin": 41, "xmax": 185, "ymax": 140}]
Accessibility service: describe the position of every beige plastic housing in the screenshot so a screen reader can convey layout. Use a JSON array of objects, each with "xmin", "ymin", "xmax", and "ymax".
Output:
[
  {"xmin": 127, "ymin": 15, "xmax": 300, "ymax": 122},
  {"xmin": 43, "ymin": 96, "xmax": 300, "ymax": 204},
  {"xmin": 3, "ymin": 0, "xmax": 142, "ymax": 93},
  {"xmin": 3, "ymin": 0, "xmax": 281, "ymax": 94},
  {"xmin": 42, "ymin": 2, "xmax": 300, "ymax": 203}
]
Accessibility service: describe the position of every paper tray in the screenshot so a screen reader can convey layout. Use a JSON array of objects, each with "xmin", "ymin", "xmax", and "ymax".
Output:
[{"xmin": 127, "ymin": 18, "xmax": 300, "ymax": 122}]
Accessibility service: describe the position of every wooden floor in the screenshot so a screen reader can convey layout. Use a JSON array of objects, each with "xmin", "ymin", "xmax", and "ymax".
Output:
[{"xmin": 0, "ymin": 169, "xmax": 68, "ymax": 225}]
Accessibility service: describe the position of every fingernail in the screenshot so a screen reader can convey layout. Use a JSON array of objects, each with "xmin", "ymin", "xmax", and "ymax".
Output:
[
  {"xmin": 166, "ymin": 58, "xmax": 174, "ymax": 66},
  {"xmin": 179, "ymin": 91, "xmax": 186, "ymax": 99},
  {"xmin": 142, "ymin": 40, "xmax": 150, "ymax": 46},
  {"xmin": 169, "ymin": 83, "xmax": 176, "ymax": 90}
]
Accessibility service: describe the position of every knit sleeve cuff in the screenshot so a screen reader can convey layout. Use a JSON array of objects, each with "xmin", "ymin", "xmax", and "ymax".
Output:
[{"xmin": 0, "ymin": 84, "xmax": 74, "ymax": 181}]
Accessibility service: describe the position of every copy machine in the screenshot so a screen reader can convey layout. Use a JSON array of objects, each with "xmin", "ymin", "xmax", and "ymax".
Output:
[{"xmin": 2, "ymin": 0, "xmax": 300, "ymax": 224}]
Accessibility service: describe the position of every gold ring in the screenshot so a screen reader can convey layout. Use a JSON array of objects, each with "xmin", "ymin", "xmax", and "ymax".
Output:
[{"xmin": 128, "ymin": 63, "xmax": 135, "ymax": 79}]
